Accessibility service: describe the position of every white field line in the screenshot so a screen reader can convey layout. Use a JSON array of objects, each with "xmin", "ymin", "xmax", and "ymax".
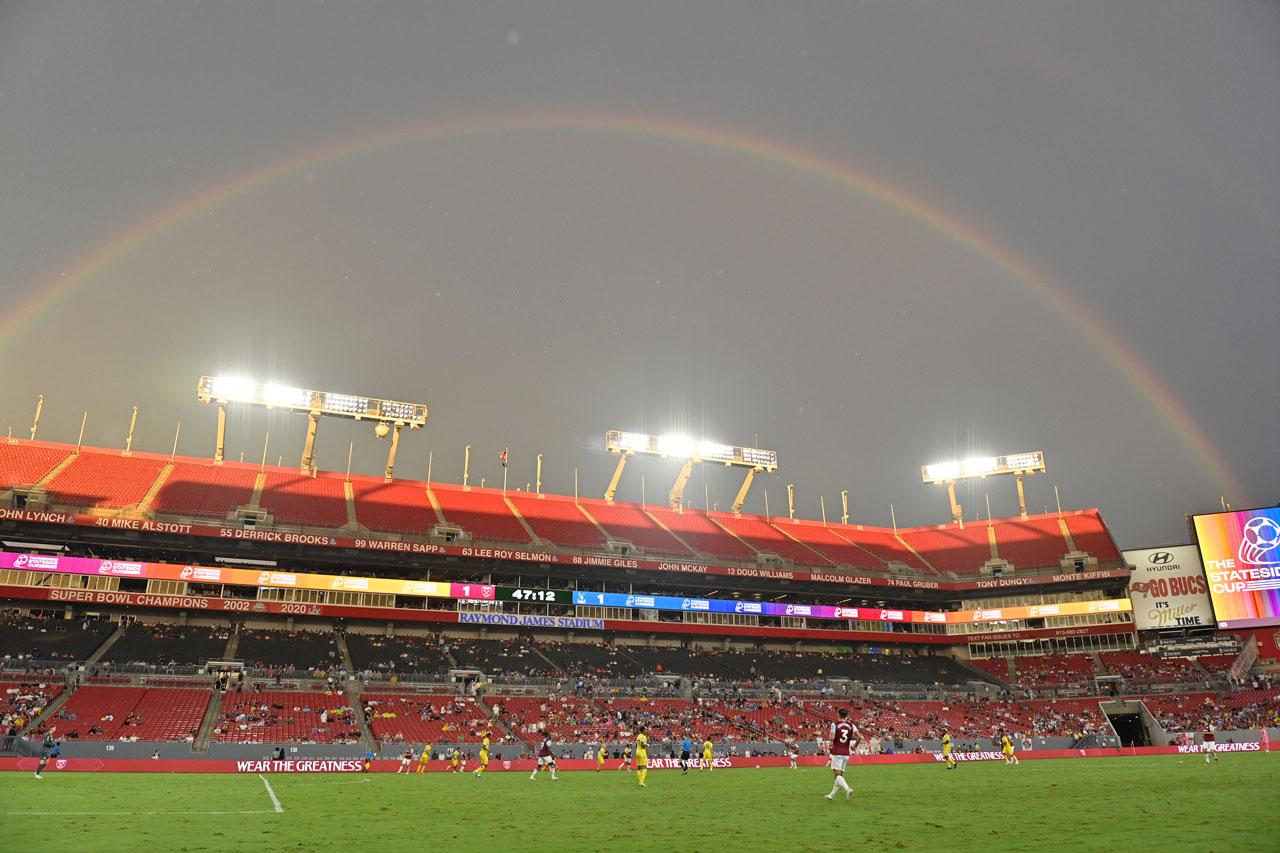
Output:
[
  {"xmin": 2, "ymin": 810, "xmax": 276, "ymax": 816},
  {"xmin": 258, "ymin": 773, "xmax": 284, "ymax": 813}
]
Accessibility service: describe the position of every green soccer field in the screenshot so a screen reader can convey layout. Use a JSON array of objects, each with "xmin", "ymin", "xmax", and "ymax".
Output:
[{"xmin": 2, "ymin": 754, "xmax": 1276, "ymax": 852}]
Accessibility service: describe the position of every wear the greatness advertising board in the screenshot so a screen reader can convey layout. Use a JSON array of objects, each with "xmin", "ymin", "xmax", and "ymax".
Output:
[{"xmin": 1123, "ymin": 545, "xmax": 1214, "ymax": 630}]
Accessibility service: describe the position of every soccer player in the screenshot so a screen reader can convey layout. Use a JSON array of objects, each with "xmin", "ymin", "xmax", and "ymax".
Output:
[
  {"xmin": 596, "ymin": 742, "xmax": 607, "ymax": 772},
  {"xmin": 416, "ymin": 747, "xmax": 431, "ymax": 774},
  {"xmin": 1204, "ymin": 724, "xmax": 1219, "ymax": 764},
  {"xmin": 701, "ymin": 737, "xmax": 714, "ymax": 771},
  {"xmin": 397, "ymin": 749, "xmax": 414, "ymax": 774},
  {"xmin": 530, "ymin": 736, "xmax": 558, "ymax": 780},
  {"xmin": 824, "ymin": 707, "xmax": 860, "ymax": 801},
  {"xmin": 942, "ymin": 730, "xmax": 957, "ymax": 770},
  {"xmin": 450, "ymin": 746, "xmax": 463, "ymax": 773},
  {"xmin": 363, "ymin": 747, "xmax": 374, "ymax": 773},
  {"xmin": 786, "ymin": 736, "xmax": 799, "ymax": 769},
  {"xmin": 474, "ymin": 730, "xmax": 491, "ymax": 778},
  {"xmin": 1000, "ymin": 732, "xmax": 1020, "ymax": 766},
  {"xmin": 620, "ymin": 743, "xmax": 632, "ymax": 771},
  {"xmin": 33, "ymin": 731, "xmax": 60, "ymax": 780},
  {"xmin": 635, "ymin": 726, "xmax": 649, "ymax": 788},
  {"xmin": 680, "ymin": 735, "xmax": 693, "ymax": 774}
]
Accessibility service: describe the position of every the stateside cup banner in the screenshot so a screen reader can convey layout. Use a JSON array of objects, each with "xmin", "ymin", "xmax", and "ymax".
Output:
[
  {"xmin": 1194, "ymin": 507, "xmax": 1280, "ymax": 630},
  {"xmin": 1123, "ymin": 545, "xmax": 1214, "ymax": 630}
]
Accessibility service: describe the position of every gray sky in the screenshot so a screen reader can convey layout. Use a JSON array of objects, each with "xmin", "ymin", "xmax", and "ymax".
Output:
[{"xmin": 1, "ymin": 1, "xmax": 1276, "ymax": 548}]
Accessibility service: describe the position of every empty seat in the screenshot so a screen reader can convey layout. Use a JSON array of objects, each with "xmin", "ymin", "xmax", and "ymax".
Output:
[
  {"xmin": 430, "ymin": 485, "xmax": 530, "ymax": 543},
  {"xmin": 152, "ymin": 462, "xmax": 257, "ymax": 518},
  {"xmin": 259, "ymin": 472, "xmax": 348, "ymax": 528}
]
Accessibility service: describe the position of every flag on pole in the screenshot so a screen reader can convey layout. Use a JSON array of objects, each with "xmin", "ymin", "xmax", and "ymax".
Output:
[{"xmin": 499, "ymin": 448, "xmax": 508, "ymax": 468}]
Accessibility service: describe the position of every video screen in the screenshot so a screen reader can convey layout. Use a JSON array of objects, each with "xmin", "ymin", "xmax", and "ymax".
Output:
[{"xmin": 1193, "ymin": 506, "xmax": 1280, "ymax": 629}]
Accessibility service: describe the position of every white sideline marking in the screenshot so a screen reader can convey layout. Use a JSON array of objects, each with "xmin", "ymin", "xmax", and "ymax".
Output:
[
  {"xmin": 3, "ymin": 810, "xmax": 276, "ymax": 816},
  {"xmin": 258, "ymin": 773, "xmax": 284, "ymax": 813}
]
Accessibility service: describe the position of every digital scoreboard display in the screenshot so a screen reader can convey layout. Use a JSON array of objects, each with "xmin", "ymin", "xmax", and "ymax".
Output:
[
  {"xmin": 496, "ymin": 587, "xmax": 573, "ymax": 604},
  {"xmin": 1193, "ymin": 506, "xmax": 1280, "ymax": 629}
]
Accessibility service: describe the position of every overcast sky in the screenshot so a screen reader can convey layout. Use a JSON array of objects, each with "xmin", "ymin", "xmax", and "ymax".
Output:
[{"xmin": 1, "ymin": 1, "xmax": 1276, "ymax": 548}]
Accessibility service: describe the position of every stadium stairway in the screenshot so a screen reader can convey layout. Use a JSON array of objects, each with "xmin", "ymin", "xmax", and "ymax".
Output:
[
  {"xmin": 530, "ymin": 646, "xmax": 564, "ymax": 676},
  {"xmin": 223, "ymin": 629, "xmax": 241, "ymax": 660},
  {"xmin": 341, "ymin": 679, "xmax": 377, "ymax": 751},
  {"xmin": 479, "ymin": 695, "xmax": 527, "ymax": 745},
  {"xmin": 641, "ymin": 510, "xmax": 697, "ymax": 555},
  {"xmin": 133, "ymin": 463, "xmax": 176, "ymax": 516},
  {"xmin": 86, "ymin": 621, "xmax": 128, "ymax": 665},
  {"xmin": 334, "ymin": 631, "xmax": 356, "ymax": 674},
  {"xmin": 502, "ymin": 497, "xmax": 542, "ymax": 543},
  {"xmin": 33, "ymin": 450, "xmax": 80, "ymax": 489},
  {"xmin": 192, "ymin": 688, "xmax": 227, "ymax": 753}
]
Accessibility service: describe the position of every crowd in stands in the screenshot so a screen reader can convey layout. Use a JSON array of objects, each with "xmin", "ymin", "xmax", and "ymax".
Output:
[
  {"xmin": 1, "ymin": 681, "xmax": 62, "ymax": 736},
  {"xmin": 215, "ymin": 690, "xmax": 360, "ymax": 744}
]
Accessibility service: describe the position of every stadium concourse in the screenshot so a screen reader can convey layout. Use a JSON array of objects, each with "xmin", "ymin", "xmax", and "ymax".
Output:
[{"xmin": 0, "ymin": 436, "xmax": 1276, "ymax": 769}]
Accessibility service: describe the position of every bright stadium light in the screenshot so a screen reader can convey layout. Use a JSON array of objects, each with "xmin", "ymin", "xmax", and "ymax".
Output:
[
  {"xmin": 197, "ymin": 375, "xmax": 428, "ymax": 480},
  {"xmin": 921, "ymin": 450, "xmax": 1046, "ymax": 526},
  {"xmin": 603, "ymin": 429, "xmax": 778, "ymax": 510}
]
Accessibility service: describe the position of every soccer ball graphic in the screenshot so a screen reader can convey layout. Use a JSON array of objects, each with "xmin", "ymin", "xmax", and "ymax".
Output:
[{"xmin": 1239, "ymin": 516, "xmax": 1280, "ymax": 566}]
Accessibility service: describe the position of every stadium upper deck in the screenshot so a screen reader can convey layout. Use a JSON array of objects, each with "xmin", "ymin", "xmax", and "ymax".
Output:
[{"xmin": 0, "ymin": 439, "xmax": 1123, "ymax": 585}]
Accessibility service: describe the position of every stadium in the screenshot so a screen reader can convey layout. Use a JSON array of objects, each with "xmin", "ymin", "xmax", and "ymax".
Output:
[{"xmin": 0, "ymin": 379, "xmax": 1276, "ymax": 851}]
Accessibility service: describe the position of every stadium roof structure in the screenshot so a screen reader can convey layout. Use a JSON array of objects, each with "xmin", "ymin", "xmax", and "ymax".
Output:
[{"xmin": 0, "ymin": 438, "xmax": 1125, "ymax": 585}]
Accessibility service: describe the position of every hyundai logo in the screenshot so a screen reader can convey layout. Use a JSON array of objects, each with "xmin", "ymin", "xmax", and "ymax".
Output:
[{"xmin": 1148, "ymin": 552, "xmax": 1175, "ymax": 565}]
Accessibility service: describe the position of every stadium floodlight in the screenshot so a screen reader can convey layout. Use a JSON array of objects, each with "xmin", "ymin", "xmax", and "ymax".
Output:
[
  {"xmin": 197, "ymin": 375, "xmax": 427, "ymax": 480},
  {"xmin": 603, "ymin": 429, "xmax": 778, "ymax": 510},
  {"xmin": 921, "ymin": 450, "xmax": 1045, "ymax": 526}
]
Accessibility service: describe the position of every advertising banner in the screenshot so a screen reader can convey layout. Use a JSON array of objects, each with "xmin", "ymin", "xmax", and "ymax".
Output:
[
  {"xmin": 0, "ymin": 550, "xmax": 1128, "ymax": 626},
  {"xmin": 1122, "ymin": 545, "xmax": 1214, "ymax": 630},
  {"xmin": 1193, "ymin": 507, "xmax": 1280, "ymax": 629}
]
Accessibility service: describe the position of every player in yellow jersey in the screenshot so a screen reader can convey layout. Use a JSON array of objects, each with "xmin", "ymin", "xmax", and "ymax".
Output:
[
  {"xmin": 1001, "ymin": 732, "xmax": 1020, "ymax": 766},
  {"xmin": 417, "ymin": 746, "xmax": 431, "ymax": 774},
  {"xmin": 596, "ymin": 743, "xmax": 607, "ymax": 771},
  {"xmin": 635, "ymin": 726, "xmax": 649, "ymax": 787},
  {"xmin": 702, "ymin": 738, "xmax": 714, "ymax": 771},
  {"xmin": 474, "ymin": 731, "xmax": 491, "ymax": 778},
  {"xmin": 450, "ymin": 747, "xmax": 463, "ymax": 773},
  {"xmin": 942, "ymin": 731, "xmax": 956, "ymax": 770}
]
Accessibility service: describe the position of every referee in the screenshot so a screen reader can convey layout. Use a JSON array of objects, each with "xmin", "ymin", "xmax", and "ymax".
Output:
[{"xmin": 681, "ymin": 734, "xmax": 693, "ymax": 775}]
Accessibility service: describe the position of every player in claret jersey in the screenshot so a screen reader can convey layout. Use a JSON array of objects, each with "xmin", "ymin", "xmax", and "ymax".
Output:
[
  {"xmin": 824, "ymin": 707, "xmax": 861, "ymax": 801},
  {"xmin": 529, "ymin": 735, "xmax": 558, "ymax": 781}
]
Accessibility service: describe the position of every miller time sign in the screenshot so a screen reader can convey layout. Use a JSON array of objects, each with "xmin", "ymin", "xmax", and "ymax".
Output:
[{"xmin": 1123, "ymin": 545, "xmax": 1214, "ymax": 631}]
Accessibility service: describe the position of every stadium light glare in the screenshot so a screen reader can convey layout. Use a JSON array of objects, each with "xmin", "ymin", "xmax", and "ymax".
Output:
[
  {"xmin": 603, "ymin": 429, "xmax": 778, "ymax": 509},
  {"xmin": 921, "ymin": 450, "xmax": 1046, "ymax": 526},
  {"xmin": 657, "ymin": 434, "xmax": 695, "ymax": 458},
  {"xmin": 208, "ymin": 375, "xmax": 257, "ymax": 403},
  {"xmin": 197, "ymin": 374, "xmax": 428, "ymax": 480}
]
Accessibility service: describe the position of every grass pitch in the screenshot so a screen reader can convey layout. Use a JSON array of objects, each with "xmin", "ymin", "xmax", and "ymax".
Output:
[{"xmin": 2, "ymin": 754, "xmax": 1276, "ymax": 852}]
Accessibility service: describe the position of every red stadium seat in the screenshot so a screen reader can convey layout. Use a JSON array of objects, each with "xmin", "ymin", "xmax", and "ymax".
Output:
[
  {"xmin": 709, "ymin": 512, "xmax": 835, "ymax": 566},
  {"xmin": 577, "ymin": 499, "xmax": 695, "ymax": 556},
  {"xmin": 644, "ymin": 507, "xmax": 757, "ymax": 562},
  {"xmin": 507, "ymin": 494, "xmax": 606, "ymax": 548},
  {"xmin": 0, "ymin": 443, "xmax": 72, "ymax": 489},
  {"xmin": 991, "ymin": 516, "xmax": 1072, "ymax": 569},
  {"xmin": 1061, "ymin": 510, "xmax": 1123, "ymax": 562},
  {"xmin": 431, "ymin": 485, "xmax": 531, "ymax": 543},
  {"xmin": 44, "ymin": 451, "xmax": 167, "ymax": 509},
  {"xmin": 352, "ymin": 480, "xmax": 436, "ymax": 536},
  {"xmin": 152, "ymin": 461, "xmax": 258, "ymax": 519},
  {"xmin": 259, "ymin": 472, "xmax": 348, "ymax": 528}
]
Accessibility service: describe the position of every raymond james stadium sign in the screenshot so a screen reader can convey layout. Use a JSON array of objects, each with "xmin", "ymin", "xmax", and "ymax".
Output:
[{"xmin": 457, "ymin": 612, "xmax": 605, "ymax": 630}]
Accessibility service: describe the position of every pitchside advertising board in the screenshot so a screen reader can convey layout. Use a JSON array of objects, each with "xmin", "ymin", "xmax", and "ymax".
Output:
[
  {"xmin": 1122, "ymin": 545, "xmax": 1214, "ymax": 630},
  {"xmin": 1194, "ymin": 506, "xmax": 1280, "ymax": 630}
]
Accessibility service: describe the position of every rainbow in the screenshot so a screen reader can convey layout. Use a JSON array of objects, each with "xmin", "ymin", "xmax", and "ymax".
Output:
[{"xmin": 0, "ymin": 111, "xmax": 1245, "ymax": 499}]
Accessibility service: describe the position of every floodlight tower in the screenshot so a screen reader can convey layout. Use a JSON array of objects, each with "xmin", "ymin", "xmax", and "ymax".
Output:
[
  {"xmin": 197, "ymin": 375, "xmax": 427, "ymax": 479},
  {"xmin": 604, "ymin": 430, "xmax": 778, "ymax": 510},
  {"xmin": 921, "ymin": 451, "xmax": 1046, "ymax": 527}
]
